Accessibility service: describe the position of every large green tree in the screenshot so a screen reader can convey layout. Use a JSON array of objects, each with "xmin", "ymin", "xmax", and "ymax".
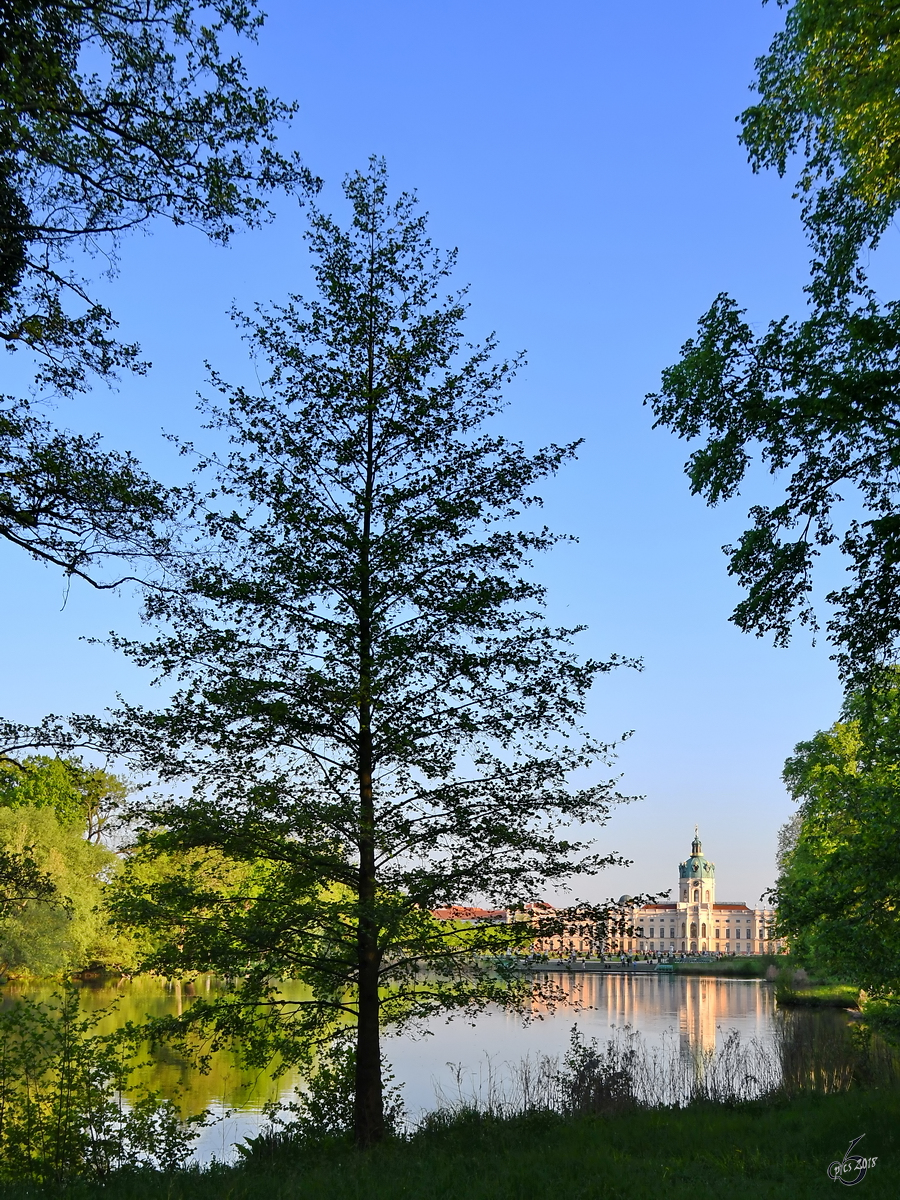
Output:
[
  {"xmin": 0, "ymin": 756, "xmax": 132, "ymax": 973},
  {"xmin": 0, "ymin": 0, "xmax": 315, "ymax": 587},
  {"xmin": 0, "ymin": 754, "xmax": 128, "ymax": 841},
  {"xmin": 0, "ymin": 805, "xmax": 122, "ymax": 975},
  {"xmin": 104, "ymin": 160, "xmax": 631, "ymax": 1147},
  {"xmin": 775, "ymin": 684, "xmax": 900, "ymax": 992},
  {"xmin": 0, "ymin": 844, "xmax": 56, "ymax": 918},
  {"xmin": 650, "ymin": 1, "xmax": 900, "ymax": 689}
]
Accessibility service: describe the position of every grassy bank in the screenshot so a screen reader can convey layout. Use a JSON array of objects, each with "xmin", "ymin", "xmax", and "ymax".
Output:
[
  {"xmin": 777, "ymin": 983, "xmax": 861, "ymax": 1009},
  {"xmin": 3, "ymin": 1088, "xmax": 896, "ymax": 1200},
  {"xmin": 673, "ymin": 956, "xmax": 780, "ymax": 978},
  {"xmin": 671, "ymin": 956, "xmax": 865, "ymax": 1009}
]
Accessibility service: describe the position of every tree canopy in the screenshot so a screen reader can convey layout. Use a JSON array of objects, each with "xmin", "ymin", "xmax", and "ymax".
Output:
[
  {"xmin": 0, "ymin": 755, "xmax": 128, "ymax": 841},
  {"xmin": 650, "ymin": 0, "xmax": 900, "ymax": 689},
  {"xmin": 1, "ymin": 0, "xmax": 310, "ymax": 391},
  {"xmin": 742, "ymin": 0, "xmax": 900, "ymax": 299},
  {"xmin": 0, "ymin": 844, "xmax": 57, "ymax": 919},
  {"xmin": 0, "ymin": 805, "xmax": 122, "ymax": 976},
  {"xmin": 0, "ymin": 0, "xmax": 316, "ymax": 589},
  {"xmin": 103, "ymin": 159, "xmax": 632, "ymax": 1147},
  {"xmin": 649, "ymin": 291, "xmax": 900, "ymax": 689}
]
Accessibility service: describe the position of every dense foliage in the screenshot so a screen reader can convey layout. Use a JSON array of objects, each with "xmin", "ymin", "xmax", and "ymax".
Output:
[
  {"xmin": 0, "ymin": 755, "xmax": 127, "ymax": 839},
  {"xmin": 0, "ymin": 0, "xmax": 309, "ymax": 391},
  {"xmin": 0, "ymin": 758, "xmax": 132, "ymax": 974},
  {"xmin": 0, "ymin": 843, "xmax": 57, "ymax": 916},
  {"xmin": 649, "ymin": 290, "xmax": 900, "ymax": 688},
  {"xmin": 742, "ymin": 0, "xmax": 900, "ymax": 299},
  {"xmin": 100, "ymin": 159, "xmax": 631, "ymax": 1146},
  {"xmin": 0, "ymin": 805, "xmax": 124, "ymax": 976},
  {"xmin": 775, "ymin": 685, "xmax": 900, "ymax": 993},
  {"xmin": 0, "ymin": 988, "xmax": 206, "ymax": 1184}
]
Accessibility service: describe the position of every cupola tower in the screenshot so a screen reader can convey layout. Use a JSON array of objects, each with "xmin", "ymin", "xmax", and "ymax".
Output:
[{"xmin": 678, "ymin": 826, "xmax": 716, "ymax": 906}]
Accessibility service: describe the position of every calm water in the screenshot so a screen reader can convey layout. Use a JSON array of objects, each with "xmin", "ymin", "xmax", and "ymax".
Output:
[
  {"xmin": 386, "ymin": 971, "xmax": 777, "ymax": 1110},
  {"xmin": 2, "ymin": 972, "xmax": 823, "ymax": 1162}
]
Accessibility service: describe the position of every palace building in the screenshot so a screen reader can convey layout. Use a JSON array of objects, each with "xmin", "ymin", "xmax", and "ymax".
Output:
[
  {"xmin": 515, "ymin": 830, "xmax": 783, "ymax": 958},
  {"xmin": 611, "ymin": 829, "xmax": 781, "ymax": 957},
  {"xmin": 431, "ymin": 831, "xmax": 783, "ymax": 958}
]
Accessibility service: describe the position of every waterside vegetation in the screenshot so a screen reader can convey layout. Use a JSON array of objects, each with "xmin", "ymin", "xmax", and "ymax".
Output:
[
  {"xmin": 2, "ymin": 1092, "xmax": 894, "ymax": 1200},
  {"xmin": 1, "ymin": 1012, "xmax": 898, "ymax": 1198}
]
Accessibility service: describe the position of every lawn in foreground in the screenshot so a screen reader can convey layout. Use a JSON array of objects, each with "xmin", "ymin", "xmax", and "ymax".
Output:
[{"xmin": 8, "ymin": 1087, "xmax": 896, "ymax": 1200}]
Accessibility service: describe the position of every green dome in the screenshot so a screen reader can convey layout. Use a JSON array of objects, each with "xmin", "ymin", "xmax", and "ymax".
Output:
[{"xmin": 678, "ymin": 830, "xmax": 715, "ymax": 879}]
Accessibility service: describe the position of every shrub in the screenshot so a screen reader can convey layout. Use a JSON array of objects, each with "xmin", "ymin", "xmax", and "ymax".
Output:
[{"xmin": 0, "ymin": 987, "xmax": 208, "ymax": 1184}]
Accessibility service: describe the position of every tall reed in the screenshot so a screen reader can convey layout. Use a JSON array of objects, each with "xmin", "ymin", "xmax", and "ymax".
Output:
[{"xmin": 427, "ymin": 1012, "xmax": 900, "ymax": 1126}]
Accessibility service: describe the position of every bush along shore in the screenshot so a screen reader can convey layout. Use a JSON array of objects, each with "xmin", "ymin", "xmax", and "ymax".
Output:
[{"xmin": 776, "ymin": 981, "xmax": 862, "ymax": 1010}]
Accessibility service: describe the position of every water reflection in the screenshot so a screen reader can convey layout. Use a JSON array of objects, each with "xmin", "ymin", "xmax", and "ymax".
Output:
[
  {"xmin": 0, "ymin": 977, "xmax": 307, "ymax": 1117},
  {"xmin": 522, "ymin": 971, "xmax": 773, "ymax": 1050},
  {"xmin": 3, "ymin": 972, "xmax": 777, "ymax": 1108}
]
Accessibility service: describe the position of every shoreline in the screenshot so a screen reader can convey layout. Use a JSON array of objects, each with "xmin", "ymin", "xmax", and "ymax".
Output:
[{"xmin": 515, "ymin": 957, "xmax": 776, "ymax": 977}]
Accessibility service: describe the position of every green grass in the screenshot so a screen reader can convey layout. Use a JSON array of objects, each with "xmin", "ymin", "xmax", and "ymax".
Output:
[
  {"xmin": 4, "ymin": 1089, "xmax": 899, "ymax": 1200},
  {"xmin": 673, "ymin": 956, "xmax": 777, "ymax": 978},
  {"xmin": 777, "ymin": 984, "xmax": 861, "ymax": 1009}
]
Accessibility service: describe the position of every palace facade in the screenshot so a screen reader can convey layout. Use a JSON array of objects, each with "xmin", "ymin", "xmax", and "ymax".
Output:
[
  {"xmin": 613, "ymin": 829, "xmax": 782, "ymax": 957},
  {"xmin": 519, "ymin": 830, "xmax": 783, "ymax": 957},
  {"xmin": 431, "ymin": 831, "xmax": 783, "ymax": 957}
]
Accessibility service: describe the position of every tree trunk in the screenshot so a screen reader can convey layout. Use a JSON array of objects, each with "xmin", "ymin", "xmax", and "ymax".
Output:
[
  {"xmin": 355, "ymin": 706, "xmax": 385, "ymax": 1145},
  {"xmin": 355, "ymin": 878, "xmax": 385, "ymax": 1145},
  {"xmin": 354, "ymin": 991, "xmax": 384, "ymax": 1146},
  {"xmin": 354, "ymin": 271, "xmax": 384, "ymax": 1148}
]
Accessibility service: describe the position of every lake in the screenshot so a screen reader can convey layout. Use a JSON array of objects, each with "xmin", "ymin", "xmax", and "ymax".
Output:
[{"xmin": 1, "ymin": 971, "xmax": 852, "ymax": 1163}]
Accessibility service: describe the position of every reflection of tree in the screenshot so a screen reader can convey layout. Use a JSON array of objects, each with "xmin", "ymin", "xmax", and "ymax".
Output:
[
  {"xmin": 774, "ymin": 1009, "xmax": 888, "ymax": 1097},
  {"xmin": 6, "ymin": 979, "xmax": 307, "ymax": 1116}
]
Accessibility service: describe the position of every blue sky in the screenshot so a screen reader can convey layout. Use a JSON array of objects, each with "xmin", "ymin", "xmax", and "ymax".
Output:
[{"xmin": 2, "ymin": 1, "xmax": 852, "ymax": 905}]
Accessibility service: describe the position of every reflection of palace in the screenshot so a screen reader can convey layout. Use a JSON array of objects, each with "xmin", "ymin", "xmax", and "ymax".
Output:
[
  {"xmin": 620, "ymin": 830, "xmax": 782, "ymax": 957},
  {"xmin": 517, "ymin": 972, "xmax": 774, "ymax": 1060}
]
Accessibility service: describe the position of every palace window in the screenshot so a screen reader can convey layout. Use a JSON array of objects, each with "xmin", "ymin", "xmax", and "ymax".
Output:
[{"xmin": 701, "ymin": 923, "xmax": 706, "ymax": 938}]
